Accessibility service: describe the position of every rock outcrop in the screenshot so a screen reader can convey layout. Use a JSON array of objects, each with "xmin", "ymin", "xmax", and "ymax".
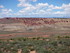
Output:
[{"xmin": 0, "ymin": 18, "xmax": 70, "ymax": 32}]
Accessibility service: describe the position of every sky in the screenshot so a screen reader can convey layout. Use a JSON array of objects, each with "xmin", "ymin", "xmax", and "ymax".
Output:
[{"xmin": 0, "ymin": 0, "xmax": 70, "ymax": 18}]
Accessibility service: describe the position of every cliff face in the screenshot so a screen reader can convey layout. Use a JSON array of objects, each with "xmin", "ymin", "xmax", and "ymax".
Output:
[{"xmin": 0, "ymin": 18, "xmax": 70, "ymax": 32}]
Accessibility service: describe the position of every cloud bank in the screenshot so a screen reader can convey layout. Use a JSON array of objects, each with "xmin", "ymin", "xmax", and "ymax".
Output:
[{"xmin": 0, "ymin": 0, "xmax": 70, "ymax": 18}]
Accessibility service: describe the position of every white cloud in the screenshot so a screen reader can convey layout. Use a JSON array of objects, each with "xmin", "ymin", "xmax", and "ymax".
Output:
[
  {"xmin": 1, "ymin": 9, "xmax": 13, "ymax": 14},
  {"xmin": 0, "ymin": 0, "xmax": 70, "ymax": 18},
  {"xmin": 18, "ymin": 0, "xmax": 37, "ymax": 2},
  {"xmin": 18, "ymin": 2, "xmax": 32, "ymax": 7},
  {"xmin": 48, "ymin": 5, "xmax": 62, "ymax": 9},
  {"xmin": 47, "ymin": 9, "xmax": 52, "ymax": 11},
  {"xmin": 16, "ymin": 0, "xmax": 70, "ymax": 17},
  {"xmin": 2, "ymin": 9, "xmax": 13, "ymax": 12},
  {"xmin": 54, "ymin": 11, "xmax": 64, "ymax": 14},
  {"xmin": 49, "ymin": 5, "xmax": 54, "ymax": 8},
  {"xmin": 37, "ymin": 3, "xmax": 48, "ymax": 7},
  {"xmin": 0, "ymin": 5, "xmax": 4, "ymax": 8},
  {"xmin": 62, "ymin": 3, "xmax": 70, "ymax": 9},
  {"xmin": 17, "ymin": 0, "xmax": 37, "ymax": 7},
  {"xmin": 32, "ymin": 0, "xmax": 37, "ymax": 2},
  {"xmin": 17, "ymin": 2, "xmax": 49, "ymax": 15},
  {"xmin": 54, "ymin": 6, "xmax": 62, "ymax": 9},
  {"xmin": 0, "ymin": 9, "xmax": 13, "ymax": 17}
]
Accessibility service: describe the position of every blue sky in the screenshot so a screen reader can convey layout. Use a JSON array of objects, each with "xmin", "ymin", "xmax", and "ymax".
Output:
[{"xmin": 0, "ymin": 0, "xmax": 70, "ymax": 18}]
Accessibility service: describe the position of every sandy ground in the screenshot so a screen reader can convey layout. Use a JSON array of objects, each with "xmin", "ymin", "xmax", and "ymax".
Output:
[{"xmin": 0, "ymin": 31, "xmax": 70, "ymax": 39}]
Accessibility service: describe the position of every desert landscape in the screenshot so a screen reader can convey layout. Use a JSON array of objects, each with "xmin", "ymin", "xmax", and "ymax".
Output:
[
  {"xmin": 0, "ymin": 18, "xmax": 70, "ymax": 38},
  {"xmin": 0, "ymin": 18, "xmax": 70, "ymax": 53},
  {"xmin": 0, "ymin": 0, "xmax": 70, "ymax": 52}
]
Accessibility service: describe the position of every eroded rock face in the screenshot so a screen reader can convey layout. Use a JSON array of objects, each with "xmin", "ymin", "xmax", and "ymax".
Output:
[{"xmin": 0, "ymin": 18, "xmax": 70, "ymax": 32}]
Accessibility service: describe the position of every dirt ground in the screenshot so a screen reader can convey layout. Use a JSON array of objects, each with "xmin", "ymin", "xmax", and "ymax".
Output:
[{"xmin": 0, "ymin": 31, "xmax": 70, "ymax": 39}]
